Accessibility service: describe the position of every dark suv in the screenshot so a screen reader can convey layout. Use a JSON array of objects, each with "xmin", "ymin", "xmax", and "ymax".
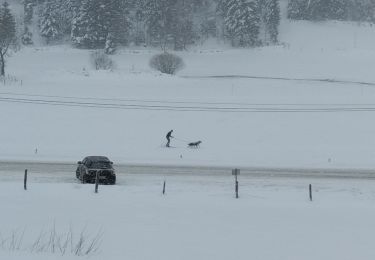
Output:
[{"xmin": 76, "ymin": 156, "xmax": 116, "ymax": 185}]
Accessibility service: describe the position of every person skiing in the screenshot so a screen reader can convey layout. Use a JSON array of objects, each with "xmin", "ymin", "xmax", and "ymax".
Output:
[{"xmin": 166, "ymin": 130, "xmax": 174, "ymax": 147}]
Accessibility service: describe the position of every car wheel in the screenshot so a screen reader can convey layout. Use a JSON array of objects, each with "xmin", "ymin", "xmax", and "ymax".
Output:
[{"xmin": 80, "ymin": 170, "xmax": 87, "ymax": 183}]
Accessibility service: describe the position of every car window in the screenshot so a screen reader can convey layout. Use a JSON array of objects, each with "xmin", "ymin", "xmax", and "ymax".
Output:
[
  {"xmin": 85, "ymin": 160, "xmax": 92, "ymax": 167},
  {"xmin": 89, "ymin": 161, "xmax": 111, "ymax": 169}
]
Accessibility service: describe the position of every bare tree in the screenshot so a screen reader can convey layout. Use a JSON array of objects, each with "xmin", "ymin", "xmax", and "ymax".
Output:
[
  {"xmin": 90, "ymin": 50, "xmax": 114, "ymax": 70},
  {"xmin": 0, "ymin": 1, "xmax": 17, "ymax": 76}
]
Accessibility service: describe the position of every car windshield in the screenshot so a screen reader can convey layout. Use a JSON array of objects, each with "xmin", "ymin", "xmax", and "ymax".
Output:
[{"xmin": 88, "ymin": 161, "xmax": 111, "ymax": 169}]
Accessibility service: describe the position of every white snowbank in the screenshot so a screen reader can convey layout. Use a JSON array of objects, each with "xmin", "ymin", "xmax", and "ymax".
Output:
[{"xmin": 0, "ymin": 175, "xmax": 375, "ymax": 260}]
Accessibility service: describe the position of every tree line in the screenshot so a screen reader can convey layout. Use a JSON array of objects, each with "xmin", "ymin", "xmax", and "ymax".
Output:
[
  {"xmin": 18, "ymin": 0, "xmax": 280, "ymax": 52},
  {"xmin": 288, "ymin": 0, "xmax": 375, "ymax": 22},
  {"xmin": 0, "ymin": 2, "xmax": 16, "ymax": 76}
]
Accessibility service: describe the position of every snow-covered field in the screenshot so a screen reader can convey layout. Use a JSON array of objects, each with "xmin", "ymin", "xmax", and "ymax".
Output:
[
  {"xmin": 2, "ymin": 4, "xmax": 375, "ymax": 259},
  {"xmin": 2, "ymin": 20, "xmax": 375, "ymax": 168},
  {"xmin": 1, "ymin": 174, "xmax": 375, "ymax": 260}
]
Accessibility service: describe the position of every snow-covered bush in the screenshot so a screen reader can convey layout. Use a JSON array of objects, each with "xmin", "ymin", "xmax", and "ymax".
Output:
[
  {"xmin": 150, "ymin": 52, "xmax": 184, "ymax": 75},
  {"xmin": 90, "ymin": 50, "xmax": 114, "ymax": 71},
  {"xmin": 21, "ymin": 26, "xmax": 33, "ymax": 45}
]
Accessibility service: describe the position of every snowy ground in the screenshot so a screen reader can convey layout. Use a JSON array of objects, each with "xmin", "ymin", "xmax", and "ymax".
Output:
[
  {"xmin": 2, "ymin": 5, "xmax": 375, "ymax": 260},
  {"xmin": 2, "ymin": 20, "xmax": 375, "ymax": 168},
  {"xmin": 1, "ymin": 174, "xmax": 375, "ymax": 260}
]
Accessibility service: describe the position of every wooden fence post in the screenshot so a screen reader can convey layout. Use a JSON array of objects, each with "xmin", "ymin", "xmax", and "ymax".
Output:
[
  {"xmin": 235, "ymin": 180, "xmax": 239, "ymax": 199},
  {"xmin": 232, "ymin": 169, "xmax": 240, "ymax": 199},
  {"xmin": 95, "ymin": 171, "xmax": 99, "ymax": 193},
  {"xmin": 24, "ymin": 169, "xmax": 28, "ymax": 190}
]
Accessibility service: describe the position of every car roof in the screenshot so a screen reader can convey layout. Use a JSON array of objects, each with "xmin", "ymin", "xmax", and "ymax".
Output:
[{"xmin": 84, "ymin": 156, "xmax": 111, "ymax": 162}]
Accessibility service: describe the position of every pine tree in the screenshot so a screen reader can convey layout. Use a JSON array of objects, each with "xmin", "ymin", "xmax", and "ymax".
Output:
[
  {"xmin": 196, "ymin": 0, "xmax": 217, "ymax": 41},
  {"xmin": 143, "ymin": 0, "xmax": 196, "ymax": 51},
  {"xmin": 108, "ymin": 0, "xmax": 132, "ymax": 47},
  {"xmin": 287, "ymin": 0, "xmax": 308, "ymax": 20},
  {"xmin": 362, "ymin": 0, "xmax": 375, "ymax": 22},
  {"xmin": 71, "ymin": 0, "xmax": 129, "ymax": 49},
  {"xmin": 59, "ymin": 0, "xmax": 80, "ymax": 35},
  {"xmin": 304, "ymin": 0, "xmax": 324, "ymax": 20},
  {"xmin": 174, "ymin": 18, "xmax": 194, "ymax": 50},
  {"xmin": 133, "ymin": 0, "xmax": 146, "ymax": 46},
  {"xmin": 173, "ymin": 0, "xmax": 195, "ymax": 50},
  {"xmin": 143, "ymin": 0, "xmax": 174, "ymax": 49},
  {"xmin": 95, "ymin": 0, "xmax": 112, "ymax": 46},
  {"xmin": 104, "ymin": 32, "xmax": 116, "ymax": 54},
  {"xmin": 71, "ymin": 0, "xmax": 91, "ymax": 48},
  {"xmin": 71, "ymin": 0, "xmax": 105, "ymax": 48},
  {"xmin": 262, "ymin": 0, "xmax": 280, "ymax": 44},
  {"xmin": 347, "ymin": 0, "xmax": 364, "ymax": 21},
  {"xmin": 23, "ymin": 0, "xmax": 34, "ymax": 25},
  {"xmin": 348, "ymin": 0, "xmax": 375, "ymax": 22},
  {"xmin": 288, "ymin": 0, "xmax": 349, "ymax": 21},
  {"xmin": 39, "ymin": 0, "xmax": 61, "ymax": 44},
  {"xmin": 221, "ymin": 0, "xmax": 260, "ymax": 47},
  {"xmin": 326, "ymin": 0, "xmax": 348, "ymax": 20},
  {"xmin": 0, "ymin": 1, "xmax": 16, "ymax": 76},
  {"xmin": 307, "ymin": 0, "xmax": 347, "ymax": 20}
]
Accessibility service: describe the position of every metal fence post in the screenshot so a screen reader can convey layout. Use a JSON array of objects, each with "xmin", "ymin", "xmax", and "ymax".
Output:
[{"xmin": 24, "ymin": 169, "xmax": 28, "ymax": 190}]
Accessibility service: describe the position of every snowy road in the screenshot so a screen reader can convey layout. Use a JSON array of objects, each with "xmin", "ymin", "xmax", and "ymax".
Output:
[{"xmin": 1, "ymin": 161, "xmax": 375, "ymax": 184}]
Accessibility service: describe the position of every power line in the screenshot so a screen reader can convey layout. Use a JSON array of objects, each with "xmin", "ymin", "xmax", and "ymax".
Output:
[
  {"xmin": 1, "ymin": 91, "xmax": 375, "ymax": 107},
  {"xmin": 2, "ymin": 96, "xmax": 375, "ymax": 113}
]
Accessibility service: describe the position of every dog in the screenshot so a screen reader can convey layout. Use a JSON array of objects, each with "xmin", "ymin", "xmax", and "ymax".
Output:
[{"xmin": 188, "ymin": 141, "xmax": 202, "ymax": 148}]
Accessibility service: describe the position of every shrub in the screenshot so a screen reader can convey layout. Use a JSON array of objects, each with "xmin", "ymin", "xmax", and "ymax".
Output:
[
  {"xmin": 21, "ymin": 27, "xmax": 33, "ymax": 45},
  {"xmin": 150, "ymin": 52, "xmax": 184, "ymax": 75},
  {"xmin": 0, "ymin": 225, "xmax": 102, "ymax": 256},
  {"xmin": 0, "ymin": 74, "xmax": 22, "ymax": 86},
  {"xmin": 90, "ymin": 50, "xmax": 114, "ymax": 70}
]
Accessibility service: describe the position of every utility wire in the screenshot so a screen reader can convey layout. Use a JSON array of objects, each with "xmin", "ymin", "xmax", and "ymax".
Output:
[
  {"xmin": 2, "ymin": 91, "xmax": 375, "ymax": 107},
  {"xmin": 2, "ymin": 96, "xmax": 375, "ymax": 113}
]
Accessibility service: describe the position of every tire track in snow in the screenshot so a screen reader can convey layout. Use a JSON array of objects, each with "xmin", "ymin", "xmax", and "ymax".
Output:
[{"xmin": 181, "ymin": 75, "xmax": 375, "ymax": 87}]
